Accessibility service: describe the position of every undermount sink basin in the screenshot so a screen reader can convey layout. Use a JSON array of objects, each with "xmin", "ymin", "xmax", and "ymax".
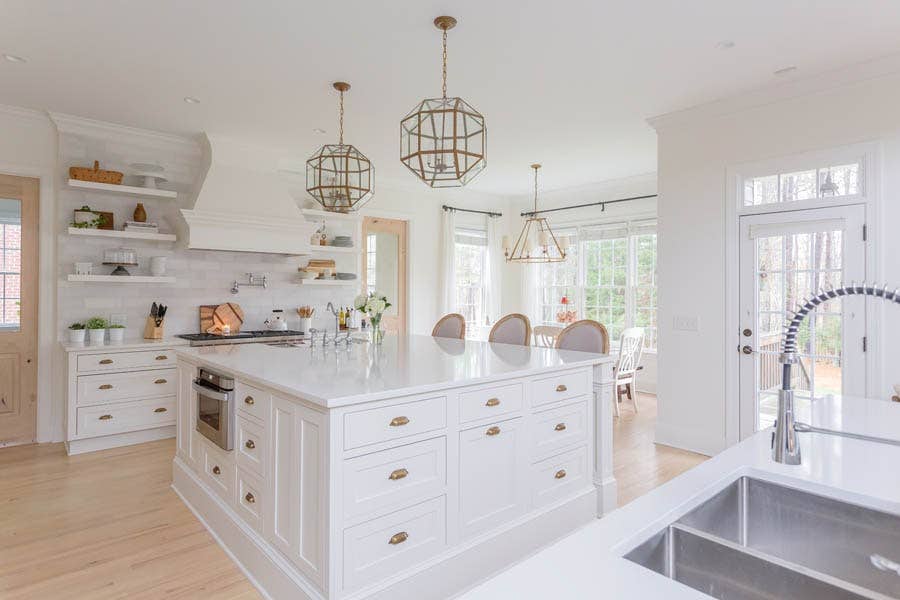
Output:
[{"xmin": 625, "ymin": 477, "xmax": 900, "ymax": 600}]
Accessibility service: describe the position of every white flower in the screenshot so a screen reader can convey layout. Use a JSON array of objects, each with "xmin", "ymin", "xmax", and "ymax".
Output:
[
  {"xmin": 368, "ymin": 298, "xmax": 386, "ymax": 315},
  {"xmin": 353, "ymin": 294, "xmax": 368, "ymax": 311}
]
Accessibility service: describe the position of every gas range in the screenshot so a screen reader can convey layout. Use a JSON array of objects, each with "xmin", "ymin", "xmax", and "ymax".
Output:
[{"xmin": 177, "ymin": 330, "xmax": 306, "ymax": 347}]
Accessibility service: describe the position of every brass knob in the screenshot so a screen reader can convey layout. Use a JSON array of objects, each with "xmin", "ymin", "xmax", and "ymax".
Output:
[
  {"xmin": 245, "ymin": 492, "xmax": 255, "ymax": 504},
  {"xmin": 155, "ymin": 355, "xmax": 168, "ymax": 361},
  {"xmin": 486, "ymin": 426, "xmax": 501, "ymax": 436},
  {"xmin": 98, "ymin": 414, "xmax": 113, "ymax": 421},
  {"xmin": 245, "ymin": 439, "xmax": 256, "ymax": 450},
  {"xmin": 154, "ymin": 378, "xmax": 167, "ymax": 384},
  {"xmin": 388, "ymin": 531, "xmax": 409, "ymax": 545},
  {"xmin": 99, "ymin": 359, "xmax": 113, "ymax": 365},
  {"xmin": 485, "ymin": 398, "xmax": 500, "ymax": 407},
  {"xmin": 556, "ymin": 384, "xmax": 568, "ymax": 392},
  {"xmin": 389, "ymin": 416, "xmax": 410, "ymax": 427},
  {"xmin": 244, "ymin": 396, "xmax": 255, "ymax": 405},
  {"xmin": 154, "ymin": 407, "xmax": 167, "ymax": 413},
  {"xmin": 555, "ymin": 469, "xmax": 567, "ymax": 479},
  {"xmin": 554, "ymin": 423, "xmax": 567, "ymax": 432},
  {"xmin": 212, "ymin": 466, "xmax": 221, "ymax": 475},
  {"xmin": 98, "ymin": 384, "xmax": 113, "ymax": 390},
  {"xmin": 388, "ymin": 468, "xmax": 409, "ymax": 481}
]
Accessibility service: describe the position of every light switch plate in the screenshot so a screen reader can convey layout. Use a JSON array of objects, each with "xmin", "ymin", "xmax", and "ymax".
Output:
[{"xmin": 674, "ymin": 315, "xmax": 699, "ymax": 331}]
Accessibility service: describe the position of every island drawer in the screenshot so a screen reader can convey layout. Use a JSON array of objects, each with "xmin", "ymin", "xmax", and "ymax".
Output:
[
  {"xmin": 343, "ymin": 437, "xmax": 446, "ymax": 521},
  {"xmin": 531, "ymin": 369, "xmax": 590, "ymax": 406},
  {"xmin": 76, "ymin": 396, "xmax": 175, "ymax": 437},
  {"xmin": 77, "ymin": 368, "xmax": 176, "ymax": 405},
  {"xmin": 236, "ymin": 469, "xmax": 263, "ymax": 533},
  {"xmin": 343, "ymin": 396, "xmax": 446, "ymax": 450},
  {"xmin": 236, "ymin": 416, "xmax": 266, "ymax": 478},
  {"xmin": 235, "ymin": 381, "xmax": 270, "ymax": 423},
  {"xmin": 531, "ymin": 446, "xmax": 588, "ymax": 509},
  {"xmin": 530, "ymin": 399, "xmax": 588, "ymax": 461},
  {"xmin": 458, "ymin": 382, "xmax": 523, "ymax": 424},
  {"xmin": 202, "ymin": 443, "xmax": 235, "ymax": 504},
  {"xmin": 342, "ymin": 496, "xmax": 447, "ymax": 591},
  {"xmin": 76, "ymin": 349, "xmax": 175, "ymax": 373}
]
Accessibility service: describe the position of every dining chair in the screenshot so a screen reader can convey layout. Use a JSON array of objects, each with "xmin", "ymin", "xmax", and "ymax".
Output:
[
  {"xmin": 613, "ymin": 327, "xmax": 645, "ymax": 415},
  {"xmin": 431, "ymin": 313, "xmax": 466, "ymax": 340},
  {"xmin": 533, "ymin": 325, "xmax": 563, "ymax": 348},
  {"xmin": 488, "ymin": 313, "xmax": 532, "ymax": 346},
  {"xmin": 554, "ymin": 319, "xmax": 609, "ymax": 354}
]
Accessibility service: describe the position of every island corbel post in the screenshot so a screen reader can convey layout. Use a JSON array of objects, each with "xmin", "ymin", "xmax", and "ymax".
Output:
[{"xmin": 593, "ymin": 361, "xmax": 617, "ymax": 515}]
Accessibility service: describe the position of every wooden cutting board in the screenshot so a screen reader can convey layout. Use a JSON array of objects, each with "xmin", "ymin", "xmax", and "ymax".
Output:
[{"xmin": 199, "ymin": 303, "xmax": 244, "ymax": 333}]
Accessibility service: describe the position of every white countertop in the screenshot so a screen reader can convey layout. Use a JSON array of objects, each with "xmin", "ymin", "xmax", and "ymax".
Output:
[
  {"xmin": 461, "ymin": 394, "xmax": 900, "ymax": 599},
  {"xmin": 175, "ymin": 334, "xmax": 613, "ymax": 408},
  {"xmin": 61, "ymin": 336, "xmax": 188, "ymax": 352}
]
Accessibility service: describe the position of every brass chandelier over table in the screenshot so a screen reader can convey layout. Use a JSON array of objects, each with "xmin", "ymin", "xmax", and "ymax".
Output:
[
  {"xmin": 400, "ymin": 16, "xmax": 486, "ymax": 188},
  {"xmin": 306, "ymin": 82, "xmax": 373, "ymax": 212},
  {"xmin": 505, "ymin": 164, "xmax": 567, "ymax": 263}
]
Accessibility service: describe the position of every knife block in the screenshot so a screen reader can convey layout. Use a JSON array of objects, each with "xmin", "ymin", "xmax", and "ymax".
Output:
[{"xmin": 143, "ymin": 316, "xmax": 164, "ymax": 340}]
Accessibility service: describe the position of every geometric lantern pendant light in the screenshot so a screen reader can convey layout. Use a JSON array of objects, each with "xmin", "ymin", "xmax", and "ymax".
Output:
[
  {"xmin": 504, "ymin": 164, "xmax": 567, "ymax": 263},
  {"xmin": 400, "ymin": 16, "xmax": 486, "ymax": 188},
  {"xmin": 306, "ymin": 82, "xmax": 374, "ymax": 213}
]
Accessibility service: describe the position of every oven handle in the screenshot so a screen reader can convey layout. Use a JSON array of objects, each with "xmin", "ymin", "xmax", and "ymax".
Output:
[{"xmin": 192, "ymin": 381, "xmax": 232, "ymax": 402}]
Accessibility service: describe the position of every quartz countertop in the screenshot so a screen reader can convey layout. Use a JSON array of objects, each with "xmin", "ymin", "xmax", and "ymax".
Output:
[
  {"xmin": 460, "ymin": 394, "xmax": 900, "ymax": 599},
  {"xmin": 175, "ymin": 334, "xmax": 613, "ymax": 408},
  {"xmin": 61, "ymin": 337, "xmax": 188, "ymax": 352}
]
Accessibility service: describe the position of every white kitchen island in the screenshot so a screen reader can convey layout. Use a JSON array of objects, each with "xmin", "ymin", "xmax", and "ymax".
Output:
[{"xmin": 172, "ymin": 335, "xmax": 616, "ymax": 600}]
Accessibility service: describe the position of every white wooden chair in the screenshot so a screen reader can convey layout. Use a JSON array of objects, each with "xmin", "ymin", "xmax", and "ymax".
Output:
[
  {"xmin": 432, "ymin": 313, "xmax": 466, "ymax": 340},
  {"xmin": 533, "ymin": 325, "xmax": 563, "ymax": 348},
  {"xmin": 488, "ymin": 313, "xmax": 532, "ymax": 346},
  {"xmin": 613, "ymin": 327, "xmax": 645, "ymax": 415},
  {"xmin": 554, "ymin": 320, "xmax": 609, "ymax": 354}
]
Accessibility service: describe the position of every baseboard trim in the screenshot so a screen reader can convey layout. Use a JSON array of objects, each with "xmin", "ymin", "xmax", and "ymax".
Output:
[
  {"xmin": 65, "ymin": 426, "xmax": 174, "ymax": 455},
  {"xmin": 654, "ymin": 420, "xmax": 723, "ymax": 457}
]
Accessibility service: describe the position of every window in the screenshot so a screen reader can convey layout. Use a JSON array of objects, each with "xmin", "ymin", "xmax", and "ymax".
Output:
[
  {"xmin": 365, "ymin": 233, "xmax": 377, "ymax": 295},
  {"xmin": 454, "ymin": 228, "xmax": 487, "ymax": 330},
  {"xmin": 743, "ymin": 161, "xmax": 861, "ymax": 207},
  {"xmin": 1, "ymin": 221, "xmax": 21, "ymax": 328},
  {"xmin": 535, "ymin": 221, "xmax": 657, "ymax": 350}
]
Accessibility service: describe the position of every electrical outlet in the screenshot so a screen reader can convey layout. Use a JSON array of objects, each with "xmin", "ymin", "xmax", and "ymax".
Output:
[{"xmin": 674, "ymin": 315, "xmax": 699, "ymax": 332}]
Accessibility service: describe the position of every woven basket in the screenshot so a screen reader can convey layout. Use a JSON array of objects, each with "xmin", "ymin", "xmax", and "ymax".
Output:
[{"xmin": 69, "ymin": 160, "xmax": 124, "ymax": 185}]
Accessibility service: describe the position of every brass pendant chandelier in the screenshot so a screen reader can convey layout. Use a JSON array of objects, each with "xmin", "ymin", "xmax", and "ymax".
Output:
[
  {"xmin": 306, "ymin": 82, "xmax": 373, "ymax": 212},
  {"xmin": 505, "ymin": 164, "xmax": 567, "ymax": 263},
  {"xmin": 400, "ymin": 16, "xmax": 486, "ymax": 188}
]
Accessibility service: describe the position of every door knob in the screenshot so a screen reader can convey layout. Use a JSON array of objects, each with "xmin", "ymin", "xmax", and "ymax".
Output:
[
  {"xmin": 742, "ymin": 328, "xmax": 753, "ymax": 337},
  {"xmin": 741, "ymin": 345, "xmax": 753, "ymax": 355}
]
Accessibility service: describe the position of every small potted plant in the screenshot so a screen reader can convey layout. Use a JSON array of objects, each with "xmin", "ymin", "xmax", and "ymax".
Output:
[
  {"xmin": 85, "ymin": 317, "xmax": 108, "ymax": 345},
  {"xmin": 108, "ymin": 323, "xmax": 126, "ymax": 343},
  {"xmin": 68, "ymin": 322, "xmax": 86, "ymax": 344}
]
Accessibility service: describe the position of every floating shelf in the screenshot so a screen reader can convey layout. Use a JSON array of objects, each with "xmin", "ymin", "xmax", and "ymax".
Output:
[
  {"xmin": 301, "ymin": 208, "xmax": 362, "ymax": 222},
  {"xmin": 67, "ymin": 227, "xmax": 177, "ymax": 242},
  {"xmin": 67, "ymin": 275, "xmax": 176, "ymax": 284},
  {"xmin": 308, "ymin": 245, "xmax": 357, "ymax": 255},
  {"xmin": 297, "ymin": 279, "xmax": 358, "ymax": 286},
  {"xmin": 67, "ymin": 178, "xmax": 178, "ymax": 199}
]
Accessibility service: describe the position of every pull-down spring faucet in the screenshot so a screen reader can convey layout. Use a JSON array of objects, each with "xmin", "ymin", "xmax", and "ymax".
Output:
[{"xmin": 773, "ymin": 283, "xmax": 900, "ymax": 465}]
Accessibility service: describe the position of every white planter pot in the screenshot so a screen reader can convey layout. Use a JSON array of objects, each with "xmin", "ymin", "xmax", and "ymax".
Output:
[
  {"xmin": 108, "ymin": 328, "xmax": 125, "ymax": 342},
  {"xmin": 88, "ymin": 328, "xmax": 106, "ymax": 345},
  {"xmin": 68, "ymin": 328, "xmax": 86, "ymax": 344}
]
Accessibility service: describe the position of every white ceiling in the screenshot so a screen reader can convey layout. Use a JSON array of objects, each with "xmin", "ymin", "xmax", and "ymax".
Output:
[{"xmin": 3, "ymin": 1, "xmax": 900, "ymax": 195}]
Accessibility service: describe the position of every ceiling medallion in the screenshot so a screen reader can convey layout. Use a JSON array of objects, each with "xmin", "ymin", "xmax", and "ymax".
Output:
[
  {"xmin": 505, "ymin": 164, "xmax": 567, "ymax": 263},
  {"xmin": 306, "ymin": 82, "xmax": 374, "ymax": 212},
  {"xmin": 400, "ymin": 16, "xmax": 486, "ymax": 188}
]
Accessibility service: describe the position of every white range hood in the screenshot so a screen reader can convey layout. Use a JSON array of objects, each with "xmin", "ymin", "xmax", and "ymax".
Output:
[{"xmin": 181, "ymin": 134, "xmax": 316, "ymax": 254}]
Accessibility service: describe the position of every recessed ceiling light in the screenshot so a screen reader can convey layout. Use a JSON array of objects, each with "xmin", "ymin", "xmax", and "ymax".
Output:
[
  {"xmin": 3, "ymin": 53, "xmax": 27, "ymax": 63},
  {"xmin": 715, "ymin": 40, "xmax": 735, "ymax": 50},
  {"xmin": 183, "ymin": 96, "xmax": 201, "ymax": 104},
  {"xmin": 774, "ymin": 66, "xmax": 798, "ymax": 76},
  {"xmin": 312, "ymin": 128, "xmax": 327, "ymax": 134}
]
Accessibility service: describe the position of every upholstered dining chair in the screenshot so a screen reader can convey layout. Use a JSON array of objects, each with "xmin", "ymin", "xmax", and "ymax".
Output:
[
  {"xmin": 533, "ymin": 325, "xmax": 563, "ymax": 348},
  {"xmin": 488, "ymin": 313, "xmax": 532, "ymax": 346},
  {"xmin": 554, "ymin": 319, "xmax": 610, "ymax": 354},
  {"xmin": 431, "ymin": 313, "xmax": 466, "ymax": 340},
  {"xmin": 613, "ymin": 327, "xmax": 645, "ymax": 415}
]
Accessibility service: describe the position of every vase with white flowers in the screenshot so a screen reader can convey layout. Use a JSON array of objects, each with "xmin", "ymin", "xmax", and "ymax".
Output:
[{"xmin": 354, "ymin": 291, "xmax": 391, "ymax": 345}]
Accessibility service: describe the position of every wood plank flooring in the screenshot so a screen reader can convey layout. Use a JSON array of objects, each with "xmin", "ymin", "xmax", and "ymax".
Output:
[{"xmin": 0, "ymin": 394, "xmax": 704, "ymax": 598}]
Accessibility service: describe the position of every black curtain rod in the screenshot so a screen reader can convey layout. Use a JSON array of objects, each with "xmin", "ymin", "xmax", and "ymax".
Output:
[
  {"xmin": 520, "ymin": 194, "xmax": 657, "ymax": 217},
  {"xmin": 442, "ymin": 205, "xmax": 502, "ymax": 218}
]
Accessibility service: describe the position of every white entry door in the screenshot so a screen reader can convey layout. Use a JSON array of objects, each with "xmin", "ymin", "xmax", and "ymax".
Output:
[{"xmin": 738, "ymin": 205, "xmax": 866, "ymax": 439}]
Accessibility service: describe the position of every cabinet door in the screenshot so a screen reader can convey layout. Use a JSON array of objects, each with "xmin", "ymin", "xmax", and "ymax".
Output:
[
  {"xmin": 458, "ymin": 417, "xmax": 526, "ymax": 539},
  {"xmin": 176, "ymin": 362, "xmax": 199, "ymax": 468}
]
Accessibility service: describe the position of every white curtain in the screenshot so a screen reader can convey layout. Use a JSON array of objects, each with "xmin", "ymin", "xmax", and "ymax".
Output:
[
  {"xmin": 439, "ymin": 208, "xmax": 457, "ymax": 316},
  {"xmin": 483, "ymin": 215, "xmax": 503, "ymax": 325}
]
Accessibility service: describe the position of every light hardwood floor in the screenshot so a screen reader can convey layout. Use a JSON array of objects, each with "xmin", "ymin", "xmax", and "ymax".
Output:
[{"xmin": 0, "ymin": 393, "xmax": 703, "ymax": 598}]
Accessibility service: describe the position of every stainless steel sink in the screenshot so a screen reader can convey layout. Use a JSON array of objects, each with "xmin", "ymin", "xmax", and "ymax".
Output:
[{"xmin": 625, "ymin": 477, "xmax": 900, "ymax": 600}]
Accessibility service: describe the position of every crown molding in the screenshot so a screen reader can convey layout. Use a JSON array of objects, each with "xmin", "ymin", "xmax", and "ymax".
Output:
[
  {"xmin": 648, "ymin": 52, "xmax": 900, "ymax": 132},
  {"xmin": 49, "ymin": 112, "xmax": 200, "ymax": 154},
  {"xmin": 0, "ymin": 103, "xmax": 50, "ymax": 124}
]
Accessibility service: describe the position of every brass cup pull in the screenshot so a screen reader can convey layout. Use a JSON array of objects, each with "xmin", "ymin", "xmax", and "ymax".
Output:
[
  {"xmin": 389, "ymin": 416, "xmax": 410, "ymax": 427},
  {"xmin": 155, "ymin": 355, "xmax": 168, "ymax": 361},
  {"xmin": 486, "ymin": 426, "xmax": 501, "ymax": 436},
  {"xmin": 154, "ymin": 378, "xmax": 167, "ymax": 384},
  {"xmin": 245, "ymin": 439, "xmax": 256, "ymax": 450},
  {"xmin": 388, "ymin": 531, "xmax": 409, "ymax": 545},
  {"xmin": 98, "ymin": 414, "xmax": 113, "ymax": 421},
  {"xmin": 556, "ymin": 384, "xmax": 568, "ymax": 392},
  {"xmin": 245, "ymin": 492, "xmax": 255, "ymax": 504},
  {"xmin": 554, "ymin": 422, "xmax": 567, "ymax": 432},
  {"xmin": 98, "ymin": 384, "xmax": 113, "ymax": 390},
  {"xmin": 244, "ymin": 396, "xmax": 255, "ymax": 405},
  {"xmin": 555, "ymin": 469, "xmax": 567, "ymax": 480},
  {"xmin": 99, "ymin": 359, "xmax": 113, "ymax": 365},
  {"xmin": 485, "ymin": 398, "xmax": 500, "ymax": 407},
  {"xmin": 212, "ymin": 466, "xmax": 221, "ymax": 475},
  {"xmin": 154, "ymin": 407, "xmax": 167, "ymax": 413},
  {"xmin": 388, "ymin": 468, "xmax": 409, "ymax": 481}
]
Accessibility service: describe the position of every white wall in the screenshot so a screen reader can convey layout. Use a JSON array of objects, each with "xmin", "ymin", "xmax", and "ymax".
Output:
[{"xmin": 652, "ymin": 61, "xmax": 900, "ymax": 456}]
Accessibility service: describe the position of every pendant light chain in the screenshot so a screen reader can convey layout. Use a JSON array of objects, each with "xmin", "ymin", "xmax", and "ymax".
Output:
[
  {"xmin": 338, "ymin": 88, "xmax": 344, "ymax": 146},
  {"xmin": 533, "ymin": 166, "xmax": 539, "ymax": 213},
  {"xmin": 441, "ymin": 27, "xmax": 448, "ymax": 99}
]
